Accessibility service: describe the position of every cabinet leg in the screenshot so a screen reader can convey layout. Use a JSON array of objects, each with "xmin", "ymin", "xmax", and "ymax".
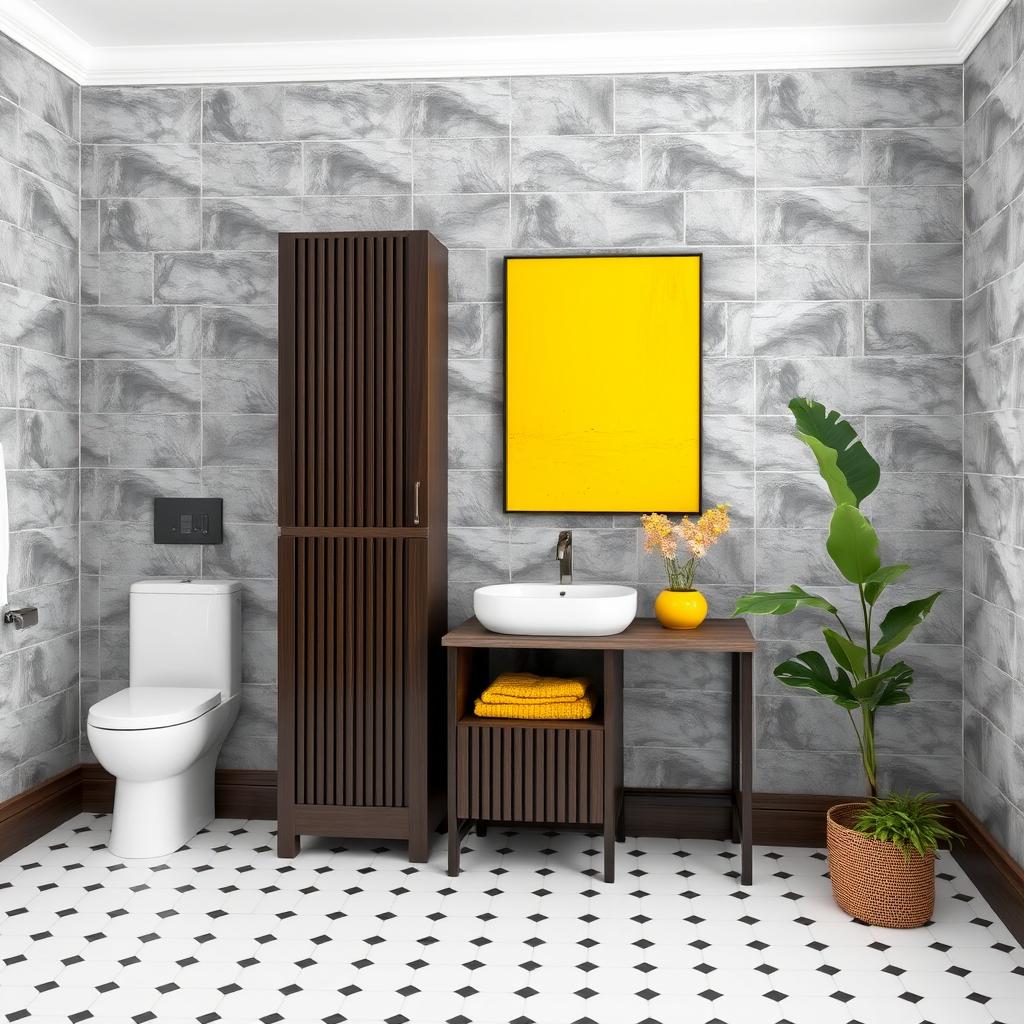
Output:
[
  {"xmin": 448, "ymin": 817, "xmax": 461, "ymax": 877},
  {"xmin": 277, "ymin": 832, "xmax": 300, "ymax": 858},
  {"xmin": 408, "ymin": 831, "xmax": 430, "ymax": 864},
  {"xmin": 604, "ymin": 824, "xmax": 615, "ymax": 883}
]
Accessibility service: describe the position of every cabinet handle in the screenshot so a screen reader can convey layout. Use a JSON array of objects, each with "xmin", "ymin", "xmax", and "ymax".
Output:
[{"xmin": 413, "ymin": 481, "xmax": 421, "ymax": 525}]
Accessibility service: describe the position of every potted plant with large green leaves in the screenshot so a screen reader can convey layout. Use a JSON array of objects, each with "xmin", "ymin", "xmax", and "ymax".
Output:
[{"xmin": 734, "ymin": 397, "xmax": 951, "ymax": 927}]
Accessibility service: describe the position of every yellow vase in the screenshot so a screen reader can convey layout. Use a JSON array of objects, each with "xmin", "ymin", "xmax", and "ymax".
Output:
[{"xmin": 655, "ymin": 589, "xmax": 708, "ymax": 629}]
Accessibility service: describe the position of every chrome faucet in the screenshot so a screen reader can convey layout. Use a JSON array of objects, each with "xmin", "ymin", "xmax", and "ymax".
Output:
[{"xmin": 556, "ymin": 530, "xmax": 573, "ymax": 585}]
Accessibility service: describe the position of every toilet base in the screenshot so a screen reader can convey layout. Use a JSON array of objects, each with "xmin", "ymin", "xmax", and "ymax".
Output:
[{"xmin": 108, "ymin": 749, "xmax": 217, "ymax": 859}]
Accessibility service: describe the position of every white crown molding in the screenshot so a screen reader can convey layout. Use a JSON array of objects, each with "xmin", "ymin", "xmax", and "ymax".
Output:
[{"xmin": 0, "ymin": 0, "xmax": 1011, "ymax": 84}]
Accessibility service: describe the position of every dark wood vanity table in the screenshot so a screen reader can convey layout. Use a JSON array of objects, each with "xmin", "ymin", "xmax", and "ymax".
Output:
[{"xmin": 442, "ymin": 617, "xmax": 757, "ymax": 884}]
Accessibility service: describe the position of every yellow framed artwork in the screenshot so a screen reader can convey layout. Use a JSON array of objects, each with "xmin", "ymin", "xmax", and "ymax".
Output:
[{"xmin": 504, "ymin": 253, "xmax": 702, "ymax": 513}]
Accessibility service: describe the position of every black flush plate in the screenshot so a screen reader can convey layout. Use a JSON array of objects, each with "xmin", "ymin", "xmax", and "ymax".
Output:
[{"xmin": 154, "ymin": 497, "xmax": 224, "ymax": 544}]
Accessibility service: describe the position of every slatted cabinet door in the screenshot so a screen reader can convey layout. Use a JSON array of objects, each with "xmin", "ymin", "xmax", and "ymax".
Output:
[
  {"xmin": 278, "ymin": 232, "xmax": 430, "ymax": 531},
  {"xmin": 277, "ymin": 229, "xmax": 447, "ymax": 863}
]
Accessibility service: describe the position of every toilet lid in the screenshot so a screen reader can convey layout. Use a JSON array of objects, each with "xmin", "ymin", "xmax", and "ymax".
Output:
[{"xmin": 88, "ymin": 687, "xmax": 222, "ymax": 730}]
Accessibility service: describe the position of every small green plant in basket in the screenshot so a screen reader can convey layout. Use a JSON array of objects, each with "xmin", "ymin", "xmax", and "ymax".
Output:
[{"xmin": 853, "ymin": 793, "xmax": 961, "ymax": 859}]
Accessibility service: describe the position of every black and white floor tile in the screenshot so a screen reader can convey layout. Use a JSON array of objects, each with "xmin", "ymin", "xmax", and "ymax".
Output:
[{"xmin": 1, "ymin": 815, "xmax": 1022, "ymax": 1024}]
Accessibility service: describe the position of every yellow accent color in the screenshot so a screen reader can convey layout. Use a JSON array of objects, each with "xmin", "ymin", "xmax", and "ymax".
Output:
[
  {"xmin": 505, "ymin": 255, "xmax": 702, "ymax": 513},
  {"xmin": 473, "ymin": 694, "xmax": 595, "ymax": 720},
  {"xmin": 654, "ymin": 589, "xmax": 709, "ymax": 630},
  {"xmin": 480, "ymin": 672, "xmax": 589, "ymax": 701}
]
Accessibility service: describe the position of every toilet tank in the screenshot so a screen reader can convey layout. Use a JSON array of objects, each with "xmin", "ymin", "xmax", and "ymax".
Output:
[{"xmin": 129, "ymin": 580, "xmax": 242, "ymax": 698}]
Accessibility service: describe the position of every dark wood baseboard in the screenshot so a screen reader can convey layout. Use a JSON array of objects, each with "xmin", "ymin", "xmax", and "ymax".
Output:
[
  {"xmin": 4, "ymin": 766, "xmax": 1023, "ymax": 944},
  {"xmin": 950, "ymin": 801, "xmax": 1024, "ymax": 945},
  {"xmin": 80, "ymin": 764, "xmax": 278, "ymax": 820},
  {"xmin": 0, "ymin": 767, "xmax": 82, "ymax": 861}
]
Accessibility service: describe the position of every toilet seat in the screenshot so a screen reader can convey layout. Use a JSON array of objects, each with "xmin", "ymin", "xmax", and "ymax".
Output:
[{"xmin": 88, "ymin": 687, "xmax": 222, "ymax": 731}]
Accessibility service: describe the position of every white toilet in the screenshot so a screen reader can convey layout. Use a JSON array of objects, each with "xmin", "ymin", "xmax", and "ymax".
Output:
[{"xmin": 87, "ymin": 579, "xmax": 242, "ymax": 858}]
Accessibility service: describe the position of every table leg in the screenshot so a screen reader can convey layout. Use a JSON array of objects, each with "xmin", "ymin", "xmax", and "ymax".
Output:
[
  {"xmin": 738, "ymin": 651, "xmax": 753, "ymax": 885},
  {"xmin": 730, "ymin": 653, "xmax": 741, "ymax": 845},
  {"xmin": 603, "ymin": 649, "xmax": 624, "ymax": 883},
  {"xmin": 447, "ymin": 648, "xmax": 462, "ymax": 877}
]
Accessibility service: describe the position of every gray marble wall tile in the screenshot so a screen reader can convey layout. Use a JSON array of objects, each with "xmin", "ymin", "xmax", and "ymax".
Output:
[
  {"xmin": 757, "ymin": 68, "xmax": 962, "ymax": 129},
  {"xmin": 304, "ymin": 140, "xmax": 411, "ymax": 195},
  {"xmin": 201, "ymin": 306, "xmax": 277, "ymax": 359},
  {"xmin": 202, "ymin": 197, "xmax": 303, "ymax": 251},
  {"xmin": 448, "ymin": 527, "xmax": 510, "ymax": 582},
  {"xmin": 202, "ymin": 414, "xmax": 277, "ymax": 467},
  {"xmin": 965, "ymin": 125, "xmax": 1024, "ymax": 232},
  {"xmin": 757, "ymin": 188, "xmax": 868, "ymax": 244},
  {"xmin": 410, "ymin": 79, "xmax": 509, "ymax": 138},
  {"xmin": 18, "ymin": 349, "xmax": 78, "ymax": 411},
  {"xmin": 870, "ymin": 243, "xmax": 963, "ymax": 299},
  {"xmin": 0, "ymin": 284, "xmax": 77, "ymax": 358},
  {"xmin": 965, "ymin": 471, "xmax": 1016, "ymax": 544},
  {"xmin": 19, "ymin": 109, "xmax": 79, "ymax": 193},
  {"xmin": 728, "ymin": 301, "xmax": 861, "ymax": 357},
  {"xmin": 82, "ymin": 359, "xmax": 201, "ymax": 414},
  {"xmin": 0, "ymin": 33, "xmax": 77, "ymax": 138},
  {"xmin": 100, "ymin": 198, "xmax": 202, "ymax": 252},
  {"xmin": 686, "ymin": 190, "xmax": 754, "ymax": 245},
  {"xmin": 81, "ymin": 413, "xmax": 200, "ymax": 468},
  {"xmin": 202, "ymin": 85, "xmax": 284, "ymax": 143},
  {"xmin": 756, "ymin": 245, "xmax": 868, "ymax": 300},
  {"xmin": 449, "ymin": 414, "xmax": 501, "ymax": 470},
  {"xmin": 864, "ymin": 416, "xmax": 963, "ymax": 473},
  {"xmin": 966, "ymin": 0, "xmax": 1019, "ymax": 117},
  {"xmin": 203, "ymin": 143, "xmax": 303, "ymax": 196},
  {"xmin": 83, "ymin": 87, "xmax": 200, "ymax": 144},
  {"xmin": 511, "ymin": 77, "xmax": 613, "ymax": 135},
  {"xmin": 204, "ymin": 525, "xmax": 277, "ymax": 579},
  {"xmin": 449, "ymin": 359, "xmax": 502, "ymax": 416},
  {"xmin": 81, "ymin": 468, "xmax": 201, "ymax": 522},
  {"xmin": 9, "ymin": 526, "xmax": 77, "ymax": 590},
  {"xmin": 966, "ymin": 59, "xmax": 1024, "ymax": 177},
  {"xmin": 202, "ymin": 468, "xmax": 276, "ymax": 523},
  {"xmin": 866, "ymin": 128, "xmax": 963, "ymax": 185},
  {"xmin": 17, "ymin": 410, "xmax": 78, "ymax": 469},
  {"xmin": 95, "ymin": 252, "xmax": 153, "ymax": 305},
  {"xmin": 448, "ymin": 303, "xmax": 483, "ymax": 358},
  {"xmin": 302, "ymin": 195, "xmax": 411, "ymax": 233},
  {"xmin": 283, "ymin": 82, "xmax": 412, "ymax": 141},
  {"xmin": 81, "ymin": 305, "xmax": 194, "ymax": 359},
  {"xmin": 202, "ymin": 360, "xmax": 277, "ymax": 414},
  {"xmin": 415, "ymin": 138, "xmax": 509, "ymax": 194},
  {"xmin": 614, "ymin": 73, "xmax": 754, "ymax": 134},
  {"xmin": 512, "ymin": 192, "xmax": 683, "ymax": 248},
  {"xmin": 757, "ymin": 357, "xmax": 962, "ymax": 416},
  {"xmin": 756, "ymin": 130, "xmax": 862, "ymax": 187},
  {"xmin": 414, "ymin": 194, "xmax": 510, "ymax": 249},
  {"xmin": 449, "ymin": 470, "xmax": 504, "ymax": 528},
  {"xmin": 871, "ymin": 186, "xmax": 963, "ymax": 245},
  {"xmin": 642, "ymin": 132, "xmax": 754, "ymax": 190},
  {"xmin": 85, "ymin": 145, "xmax": 202, "ymax": 198},
  {"xmin": 155, "ymin": 252, "xmax": 276, "ymax": 304},
  {"xmin": 966, "ymin": 342, "xmax": 1017, "ymax": 413},
  {"xmin": 704, "ymin": 357, "xmax": 753, "ymax": 415},
  {"xmin": 512, "ymin": 136, "xmax": 639, "ymax": 193},
  {"xmin": 6, "ymin": 469, "xmax": 78, "ymax": 530},
  {"xmin": 20, "ymin": 174, "xmax": 77, "ymax": 249}
]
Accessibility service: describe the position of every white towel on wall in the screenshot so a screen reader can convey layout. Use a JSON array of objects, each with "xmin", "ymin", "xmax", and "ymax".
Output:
[{"xmin": 0, "ymin": 441, "xmax": 8, "ymax": 609}]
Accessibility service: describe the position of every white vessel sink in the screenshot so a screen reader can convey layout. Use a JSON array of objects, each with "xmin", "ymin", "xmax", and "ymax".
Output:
[{"xmin": 474, "ymin": 583, "xmax": 638, "ymax": 637}]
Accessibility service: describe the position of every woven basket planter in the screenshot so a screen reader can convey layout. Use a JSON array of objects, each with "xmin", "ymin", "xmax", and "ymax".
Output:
[{"xmin": 826, "ymin": 803, "xmax": 935, "ymax": 929}]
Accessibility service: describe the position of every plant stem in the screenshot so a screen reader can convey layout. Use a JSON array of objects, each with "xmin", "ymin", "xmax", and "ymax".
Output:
[
  {"xmin": 861, "ymin": 708, "xmax": 877, "ymax": 798},
  {"xmin": 858, "ymin": 582, "xmax": 873, "ymax": 677}
]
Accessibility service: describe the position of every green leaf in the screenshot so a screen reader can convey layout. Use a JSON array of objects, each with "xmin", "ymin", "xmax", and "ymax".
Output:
[
  {"xmin": 826, "ymin": 504, "xmax": 881, "ymax": 584},
  {"xmin": 789, "ymin": 397, "xmax": 880, "ymax": 506},
  {"xmin": 823, "ymin": 627, "xmax": 868, "ymax": 677},
  {"xmin": 864, "ymin": 564, "xmax": 910, "ymax": 605},
  {"xmin": 851, "ymin": 661, "xmax": 914, "ymax": 710},
  {"xmin": 733, "ymin": 586, "xmax": 838, "ymax": 617},
  {"xmin": 873, "ymin": 593, "xmax": 942, "ymax": 657},
  {"xmin": 773, "ymin": 651, "xmax": 858, "ymax": 709}
]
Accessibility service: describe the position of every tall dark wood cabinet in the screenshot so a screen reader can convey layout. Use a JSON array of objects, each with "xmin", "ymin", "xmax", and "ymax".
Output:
[{"xmin": 276, "ymin": 230, "xmax": 448, "ymax": 861}]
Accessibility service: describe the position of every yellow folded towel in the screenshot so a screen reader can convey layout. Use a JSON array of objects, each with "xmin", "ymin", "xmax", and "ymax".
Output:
[
  {"xmin": 478, "ymin": 691, "xmax": 581, "ymax": 705},
  {"xmin": 473, "ymin": 693, "xmax": 595, "ymax": 720},
  {"xmin": 482, "ymin": 671, "xmax": 589, "ymax": 701}
]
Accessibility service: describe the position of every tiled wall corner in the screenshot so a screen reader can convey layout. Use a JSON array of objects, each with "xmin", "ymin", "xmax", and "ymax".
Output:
[{"xmin": 962, "ymin": 0, "xmax": 1024, "ymax": 865}]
